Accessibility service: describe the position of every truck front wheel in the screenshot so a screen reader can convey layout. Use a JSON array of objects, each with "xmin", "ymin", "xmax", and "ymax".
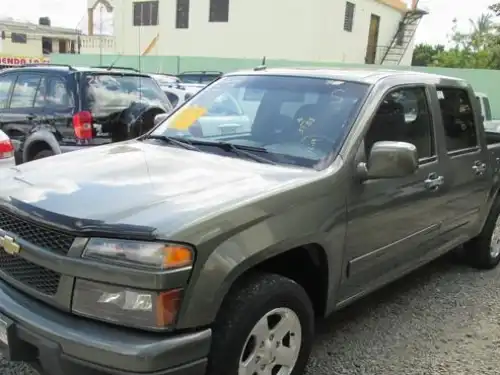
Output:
[
  {"xmin": 208, "ymin": 273, "xmax": 315, "ymax": 375},
  {"xmin": 463, "ymin": 197, "xmax": 500, "ymax": 269}
]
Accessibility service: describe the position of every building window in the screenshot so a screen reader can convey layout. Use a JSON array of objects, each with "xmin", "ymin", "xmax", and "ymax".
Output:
[
  {"xmin": 133, "ymin": 1, "xmax": 159, "ymax": 26},
  {"xmin": 11, "ymin": 32, "xmax": 27, "ymax": 44},
  {"xmin": 344, "ymin": 2, "xmax": 355, "ymax": 32},
  {"xmin": 176, "ymin": 0, "xmax": 190, "ymax": 29},
  {"xmin": 209, "ymin": 0, "xmax": 229, "ymax": 22}
]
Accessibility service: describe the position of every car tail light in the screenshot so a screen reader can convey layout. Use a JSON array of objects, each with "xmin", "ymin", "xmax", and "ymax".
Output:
[
  {"xmin": 0, "ymin": 133, "xmax": 14, "ymax": 159},
  {"xmin": 73, "ymin": 111, "xmax": 93, "ymax": 140}
]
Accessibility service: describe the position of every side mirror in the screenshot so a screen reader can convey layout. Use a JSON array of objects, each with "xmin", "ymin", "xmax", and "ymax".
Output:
[
  {"xmin": 357, "ymin": 141, "xmax": 418, "ymax": 180},
  {"xmin": 154, "ymin": 113, "xmax": 168, "ymax": 126}
]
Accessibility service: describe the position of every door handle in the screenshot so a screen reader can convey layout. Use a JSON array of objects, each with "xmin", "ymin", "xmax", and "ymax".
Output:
[
  {"xmin": 424, "ymin": 173, "xmax": 444, "ymax": 191},
  {"xmin": 26, "ymin": 114, "xmax": 37, "ymax": 121},
  {"xmin": 472, "ymin": 161, "xmax": 487, "ymax": 176}
]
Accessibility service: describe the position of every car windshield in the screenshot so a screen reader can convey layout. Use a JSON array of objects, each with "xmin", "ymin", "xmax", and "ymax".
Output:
[
  {"xmin": 85, "ymin": 73, "xmax": 172, "ymax": 113},
  {"xmin": 150, "ymin": 74, "xmax": 369, "ymax": 169}
]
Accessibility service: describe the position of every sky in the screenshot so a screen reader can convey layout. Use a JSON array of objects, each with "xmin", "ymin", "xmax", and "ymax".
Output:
[{"xmin": 0, "ymin": 0, "xmax": 496, "ymax": 46}]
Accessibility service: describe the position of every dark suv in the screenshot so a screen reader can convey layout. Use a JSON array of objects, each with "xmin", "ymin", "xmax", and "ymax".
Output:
[{"xmin": 0, "ymin": 64, "xmax": 172, "ymax": 164}]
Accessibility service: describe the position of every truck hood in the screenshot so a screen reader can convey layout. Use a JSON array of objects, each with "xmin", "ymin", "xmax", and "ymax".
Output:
[{"xmin": 0, "ymin": 141, "xmax": 316, "ymax": 236}]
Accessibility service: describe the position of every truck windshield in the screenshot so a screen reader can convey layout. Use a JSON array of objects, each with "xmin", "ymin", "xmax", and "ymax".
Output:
[
  {"xmin": 150, "ymin": 75, "xmax": 369, "ymax": 168},
  {"xmin": 85, "ymin": 74, "xmax": 172, "ymax": 113}
]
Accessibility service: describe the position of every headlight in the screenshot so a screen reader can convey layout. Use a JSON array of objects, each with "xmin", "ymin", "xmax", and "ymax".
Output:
[
  {"xmin": 82, "ymin": 238, "xmax": 194, "ymax": 269},
  {"xmin": 72, "ymin": 279, "xmax": 182, "ymax": 329}
]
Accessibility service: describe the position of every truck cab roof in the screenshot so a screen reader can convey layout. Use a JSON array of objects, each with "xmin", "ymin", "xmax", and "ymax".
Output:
[{"xmin": 226, "ymin": 67, "xmax": 468, "ymax": 86}]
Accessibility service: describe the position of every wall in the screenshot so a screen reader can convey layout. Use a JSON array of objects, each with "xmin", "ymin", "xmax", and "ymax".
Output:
[
  {"xmin": 50, "ymin": 53, "xmax": 500, "ymax": 118},
  {"xmin": 111, "ymin": 0, "xmax": 410, "ymax": 64}
]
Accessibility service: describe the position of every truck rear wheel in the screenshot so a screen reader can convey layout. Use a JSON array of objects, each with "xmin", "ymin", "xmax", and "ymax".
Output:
[
  {"xmin": 208, "ymin": 273, "xmax": 315, "ymax": 375},
  {"xmin": 463, "ymin": 197, "xmax": 500, "ymax": 269}
]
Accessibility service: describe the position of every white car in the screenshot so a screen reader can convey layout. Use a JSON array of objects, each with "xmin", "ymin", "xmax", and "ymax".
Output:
[
  {"xmin": 154, "ymin": 91, "xmax": 252, "ymax": 137},
  {"xmin": 150, "ymin": 73, "xmax": 181, "ymax": 86},
  {"xmin": 0, "ymin": 130, "xmax": 15, "ymax": 169},
  {"xmin": 161, "ymin": 84, "xmax": 203, "ymax": 107}
]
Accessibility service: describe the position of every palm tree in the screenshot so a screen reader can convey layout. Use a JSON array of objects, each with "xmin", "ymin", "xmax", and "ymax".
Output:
[{"xmin": 468, "ymin": 13, "xmax": 493, "ymax": 51}]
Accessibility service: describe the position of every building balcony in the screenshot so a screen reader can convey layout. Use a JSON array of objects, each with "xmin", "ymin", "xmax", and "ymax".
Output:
[{"xmin": 79, "ymin": 35, "xmax": 116, "ymax": 54}]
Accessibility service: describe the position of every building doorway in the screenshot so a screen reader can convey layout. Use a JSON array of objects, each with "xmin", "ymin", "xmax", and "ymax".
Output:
[
  {"xmin": 59, "ymin": 39, "xmax": 68, "ymax": 53},
  {"xmin": 365, "ymin": 14, "xmax": 380, "ymax": 64},
  {"xmin": 42, "ymin": 37, "xmax": 53, "ymax": 54}
]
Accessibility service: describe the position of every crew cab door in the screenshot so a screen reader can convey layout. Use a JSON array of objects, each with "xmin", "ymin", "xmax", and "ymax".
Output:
[
  {"xmin": 435, "ymin": 86, "xmax": 492, "ymax": 239},
  {"xmin": 340, "ymin": 85, "xmax": 451, "ymax": 299}
]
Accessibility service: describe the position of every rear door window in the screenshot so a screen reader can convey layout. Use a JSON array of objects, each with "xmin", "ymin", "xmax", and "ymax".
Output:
[
  {"xmin": 437, "ymin": 88, "xmax": 478, "ymax": 152},
  {"xmin": 34, "ymin": 76, "xmax": 74, "ymax": 108},
  {"xmin": 9, "ymin": 74, "xmax": 42, "ymax": 109},
  {"xmin": 0, "ymin": 73, "xmax": 15, "ymax": 109}
]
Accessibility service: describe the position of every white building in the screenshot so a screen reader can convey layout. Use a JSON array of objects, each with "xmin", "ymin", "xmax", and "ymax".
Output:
[{"xmin": 89, "ymin": 0, "xmax": 427, "ymax": 65}]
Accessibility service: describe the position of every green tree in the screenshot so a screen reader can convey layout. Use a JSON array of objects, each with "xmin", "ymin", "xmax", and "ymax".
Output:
[
  {"xmin": 420, "ymin": 11, "xmax": 500, "ymax": 69},
  {"xmin": 411, "ymin": 43, "xmax": 445, "ymax": 66}
]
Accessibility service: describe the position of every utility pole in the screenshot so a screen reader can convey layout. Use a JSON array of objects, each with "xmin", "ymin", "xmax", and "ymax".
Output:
[{"xmin": 99, "ymin": 4, "xmax": 104, "ymax": 65}]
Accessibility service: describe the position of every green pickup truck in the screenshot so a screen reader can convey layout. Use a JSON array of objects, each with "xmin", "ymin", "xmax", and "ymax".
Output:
[{"xmin": 0, "ymin": 68, "xmax": 500, "ymax": 375}]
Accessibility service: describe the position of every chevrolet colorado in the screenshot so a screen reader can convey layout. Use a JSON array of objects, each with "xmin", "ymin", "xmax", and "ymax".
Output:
[{"xmin": 0, "ymin": 68, "xmax": 500, "ymax": 375}]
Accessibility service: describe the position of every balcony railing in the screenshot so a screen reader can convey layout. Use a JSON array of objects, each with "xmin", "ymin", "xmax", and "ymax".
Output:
[{"xmin": 79, "ymin": 35, "xmax": 116, "ymax": 54}]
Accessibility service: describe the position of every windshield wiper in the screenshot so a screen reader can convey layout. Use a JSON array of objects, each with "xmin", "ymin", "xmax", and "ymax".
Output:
[
  {"xmin": 146, "ymin": 135, "xmax": 201, "ymax": 151},
  {"xmin": 187, "ymin": 139, "xmax": 277, "ymax": 165}
]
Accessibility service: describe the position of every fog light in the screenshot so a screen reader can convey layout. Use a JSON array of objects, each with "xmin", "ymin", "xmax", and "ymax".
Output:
[{"xmin": 72, "ymin": 279, "xmax": 182, "ymax": 330}]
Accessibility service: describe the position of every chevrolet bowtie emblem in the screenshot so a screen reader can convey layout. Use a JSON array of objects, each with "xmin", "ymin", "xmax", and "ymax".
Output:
[{"xmin": 0, "ymin": 235, "xmax": 21, "ymax": 255}]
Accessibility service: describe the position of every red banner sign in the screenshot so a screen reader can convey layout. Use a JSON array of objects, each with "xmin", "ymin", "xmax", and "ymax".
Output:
[{"xmin": 0, "ymin": 55, "xmax": 50, "ymax": 66}]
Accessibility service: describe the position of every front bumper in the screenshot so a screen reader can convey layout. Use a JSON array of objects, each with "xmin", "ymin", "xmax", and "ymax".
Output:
[{"xmin": 0, "ymin": 280, "xmax": 210, "ymax": 375}]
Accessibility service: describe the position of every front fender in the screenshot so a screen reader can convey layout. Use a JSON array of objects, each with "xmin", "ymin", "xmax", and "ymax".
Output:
[
  {"xmin": 22, "ymin": 129, "xmax": 61, "ymax": 162},
  {"xmin": 175, "ymin": 196, "xmax": 346, "ymax": 329}
]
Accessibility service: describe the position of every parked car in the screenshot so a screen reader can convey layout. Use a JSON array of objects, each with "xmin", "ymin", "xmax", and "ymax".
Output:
[
  {"xmin": 177, "ymin": 70, "xmax": 223, "ymax": 84},
  {"xmin": 0, "ymin": 64, "xmax": 173, "ymax": 164},
  {"xmin": 150, "ymin": 73, "xmax": 182, "ymax": 86},
  {"xmin": 0, "ymin": 130, "xmax": 14, "ymax": 169},
  {"xmin": 1, "ymin": 68, "xmax": 500, "ymax": 375},
  {"xmin": 475, "ymin": 92, "xmax": 500, "ymax": 133},
  {"xmin": 160, "ymin": 83, "xmax": 203, "ymax": 107},
  {"xmin": 154, "ymin": 89, "xmax": 252, "ymax": 136}
]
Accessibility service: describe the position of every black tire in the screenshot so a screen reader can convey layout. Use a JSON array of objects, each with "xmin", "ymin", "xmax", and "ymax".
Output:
[
  {"xmin": 32, "ymin": 149, "xmax": 54, "ymax": 161},
  {"xmin": 463, "ymin": 197, "xmax": 500, "ymax": 269},
  {"xmin": 207, "ymin": 273, "xmax": 315, "ymax": 375}
]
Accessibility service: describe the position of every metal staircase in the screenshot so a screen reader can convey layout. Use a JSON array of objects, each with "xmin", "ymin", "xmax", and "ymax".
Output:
[{"xmin": 379, "ymin": 7, "xmax": 427, "ymax": 65}]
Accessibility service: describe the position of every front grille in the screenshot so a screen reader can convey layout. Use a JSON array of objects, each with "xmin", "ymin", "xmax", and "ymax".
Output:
[
  {"xmin": 0, "ymin": 209, "xmax": 75, "ymax": 254},
  {"xmin": 0, "ymin": 249, "xmax": 61, "ymax": 296}
]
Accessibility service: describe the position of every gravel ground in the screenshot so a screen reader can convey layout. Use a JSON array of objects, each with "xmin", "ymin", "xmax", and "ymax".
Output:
[{"xmin": 2, "ymin": 254, "xmax": 500, "ymax": 375}]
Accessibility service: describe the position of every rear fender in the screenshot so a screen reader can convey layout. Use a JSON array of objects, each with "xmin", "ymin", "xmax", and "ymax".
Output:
[{"xmin": 22, "ymin": 129, "xmax": 61, "ymax": 162}]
